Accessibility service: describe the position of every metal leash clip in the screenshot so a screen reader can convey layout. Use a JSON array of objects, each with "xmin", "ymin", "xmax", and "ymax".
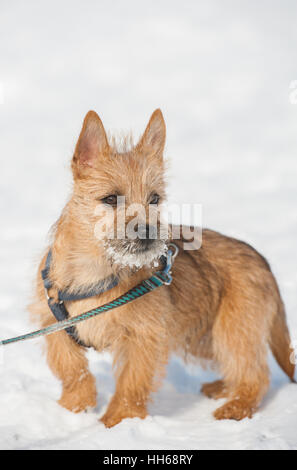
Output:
[{"xmin": 160, "ymin": 242, "xmax": 179, "ymax": 285}]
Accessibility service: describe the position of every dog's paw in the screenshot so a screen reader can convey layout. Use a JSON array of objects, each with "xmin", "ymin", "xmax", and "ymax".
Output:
[
  {"xmin": 100, "ymin": 412, "xmax": 125, "ymax": 428},
  {"xmin": 100, "ymin": 406, "xmax": 147, "ymax": 428},
  {"xmin": 59, "ymin": 391, "xmax": 97, "ymax": 413},
  {"xmin": 58, "ymin": 374, "xmax": 97, "ymax": 413},
  {"xmin": 201, "ymin": 380, "xmax": 228, "ymax": 399},
  {"xmin": 213, "ymin": 399, "xmax": 255, "ymax": 421}
]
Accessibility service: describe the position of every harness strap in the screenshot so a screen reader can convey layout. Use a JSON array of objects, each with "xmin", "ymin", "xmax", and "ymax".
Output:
[
  {"xmin": 0, "ymin": 245, "xmax": 178, "ymax": 347},
  {"xmin": 41, "ymin": 249, "xmax": 170, "ymax": 347},
  {"xmin": 42, "ymin": 250, "xmax": 119, "ymax": 301},
  {"xmin": 47, "ymin": 299, "xmax": 86, "ymax": 346},
  {"xmin": 41, "ymin": 249, "xmax": 120, "ymax": 347}
]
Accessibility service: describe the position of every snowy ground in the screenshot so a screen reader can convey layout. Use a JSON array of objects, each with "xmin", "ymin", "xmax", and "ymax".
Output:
[{"xmin": 0, "ymin": 0, "xmax": 297, "ymax": 450}]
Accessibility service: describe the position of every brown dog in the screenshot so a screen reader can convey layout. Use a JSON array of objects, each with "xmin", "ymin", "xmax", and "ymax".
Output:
[{"xmin": 29, "ymin": 109, "xmax": 295, "ymax": 427}]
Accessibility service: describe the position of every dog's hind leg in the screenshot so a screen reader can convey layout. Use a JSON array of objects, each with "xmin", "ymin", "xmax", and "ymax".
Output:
[
  {"xmin": 211, "ymin": 290, "xmax": 271, "ymax": 420},
  {"xmin": 46, "ymin": 331, "xmax": 97, "ymax": 413}
]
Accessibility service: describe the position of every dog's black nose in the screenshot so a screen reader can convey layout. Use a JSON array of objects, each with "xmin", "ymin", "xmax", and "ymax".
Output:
[{"xmin": 137, "ymin": 224, "xmax": 157, "ymax": 239}]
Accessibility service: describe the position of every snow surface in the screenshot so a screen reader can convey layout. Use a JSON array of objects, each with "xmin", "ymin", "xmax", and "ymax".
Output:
[{"xmin": 0, "ymin": 0, "xmax": 297, "ymax": 450}]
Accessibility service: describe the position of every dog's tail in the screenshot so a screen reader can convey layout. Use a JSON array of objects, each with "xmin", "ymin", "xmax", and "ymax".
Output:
[{"xmin": 269, "ymin": 299, "xmax": 295, "ymax": 383}]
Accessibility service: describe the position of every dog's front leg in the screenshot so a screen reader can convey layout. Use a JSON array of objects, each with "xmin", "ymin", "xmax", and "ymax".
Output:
[
  {"xmin": 101, "ymin": 332, "xmax": 168, "ymax": 428},
  {"xmin": 46, "ymin": 331, "xmax": 97, "ymax": 413}
]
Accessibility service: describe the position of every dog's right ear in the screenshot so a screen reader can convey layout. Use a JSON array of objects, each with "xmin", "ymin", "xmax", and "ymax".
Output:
[{"xmin": 72, "ymin": 111, "xmax": 109, "ymax": 177}]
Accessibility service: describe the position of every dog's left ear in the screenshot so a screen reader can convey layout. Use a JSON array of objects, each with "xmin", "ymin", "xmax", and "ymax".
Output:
[{"xmin": 137, "ymin": 109, "xmax": 166, "ymax": 157}]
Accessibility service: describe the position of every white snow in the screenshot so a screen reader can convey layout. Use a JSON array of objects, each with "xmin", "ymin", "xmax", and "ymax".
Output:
[{"xmin": 0, "ymin": 0, "xmax": 296, "ymax": 450}]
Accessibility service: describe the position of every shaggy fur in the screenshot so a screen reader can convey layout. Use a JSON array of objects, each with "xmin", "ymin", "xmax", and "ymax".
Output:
[{"xmin": 29, "ymin": 109, "xmax": 295, "ymax": 427}]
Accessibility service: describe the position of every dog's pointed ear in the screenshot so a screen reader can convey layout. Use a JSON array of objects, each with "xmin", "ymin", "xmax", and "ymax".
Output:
[
  {"xmin": 72, "ymin": 111, "xmax": 109, "ymax": 176},
  {"xmin": 137, "ymin": 109, "xmax": 166, "ymax": 157}
]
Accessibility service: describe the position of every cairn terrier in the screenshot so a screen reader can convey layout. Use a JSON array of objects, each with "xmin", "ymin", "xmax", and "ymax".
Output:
[{"xmin": 29, "ymin": 109, "xmax": 295, "ymax": 427}]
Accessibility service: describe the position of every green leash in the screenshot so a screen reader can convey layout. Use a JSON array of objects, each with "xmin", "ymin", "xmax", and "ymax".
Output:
[{"xmin": 0, "ymin": 244, "xmax": 178, "ymax": 347}]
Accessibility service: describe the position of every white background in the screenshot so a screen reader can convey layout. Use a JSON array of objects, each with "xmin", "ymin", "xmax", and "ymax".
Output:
[{"xmin": 0, "ymin": 0, "xmax": 296, "ymax": 449}]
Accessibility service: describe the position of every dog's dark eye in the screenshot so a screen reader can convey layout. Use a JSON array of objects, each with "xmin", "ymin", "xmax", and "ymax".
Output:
[
  {"xmin": 102, "ymin": 195, "xmax": 118, "ymax": 206},
  {"xmin": 149, "ymin": 194, "xmax": 160, "ymax": 205}
]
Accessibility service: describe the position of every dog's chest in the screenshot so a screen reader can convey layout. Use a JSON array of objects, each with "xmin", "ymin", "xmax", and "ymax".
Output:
[
  {"xmin": 64, "ymin": 280, "xmax": 172, "ymax": 351},
  {"xmin": 64, "ymin": 292, "xmax": 127, "ymax": 351}
]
